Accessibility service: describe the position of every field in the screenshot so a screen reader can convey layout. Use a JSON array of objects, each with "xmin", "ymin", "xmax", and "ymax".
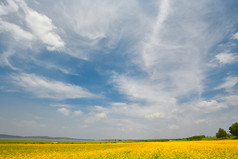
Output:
[{"xmin": 0, "ymin": 140, "xmax": 237, "ymax": 158}]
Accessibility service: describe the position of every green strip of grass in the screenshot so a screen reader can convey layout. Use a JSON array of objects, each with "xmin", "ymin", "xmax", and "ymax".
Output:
[{"xmin": 0, "ymin": 136, "xmax": 236, "ymax": 144}]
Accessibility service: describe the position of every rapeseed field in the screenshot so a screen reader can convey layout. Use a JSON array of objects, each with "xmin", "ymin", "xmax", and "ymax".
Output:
[{"xmin": 0, "ymin": 140, "xmax": 237, "ymax": 158}]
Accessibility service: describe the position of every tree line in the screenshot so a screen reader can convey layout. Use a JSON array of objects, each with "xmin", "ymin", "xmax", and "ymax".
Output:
[{"xmin": 186, "ymin": 122, "xmax": 238, "ymax": 141}]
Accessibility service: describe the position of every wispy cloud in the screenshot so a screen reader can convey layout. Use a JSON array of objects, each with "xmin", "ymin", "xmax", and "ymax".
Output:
[
  {"xmin": 153, "ymin": 0, "xmax": 170, "ymax": 37},
  {"xmin": 37, "ymin": 0, "xmax": 145, "ymax": 59},
  {"xmin": 11, "ymin": 73, "xmax": 97, "ymax": 100},
  {"xmin": 0, "ymin": 0, "xmax": 64, "ymax": 51},
  {"xmin": 215, "ymin": 76, "xmax": 238, "ymax": 91},
  {"xmin": 0, "ymin": 50, "xmax": 18, "ymax": 70},
  {"xmin": 113, "ymin": 1, "xmax": 222, "ymax": 109},
  {"xmin": 17, "ymin": 0, "xmax": 64, "ymax": 51},
  {"xmin": 112, "ymin": 0, "xmax": 233, "ymax": 115},
  {"xmin": 215, "ymin": 52, "xmax": 238, "ymax": 64},
  {"xmin": 0, "ymin": 0, "xmax": 65, "ymax": 73},
  {"xmin": 0, "ymin": 20, "xmax": 33, "ymax": 41}
]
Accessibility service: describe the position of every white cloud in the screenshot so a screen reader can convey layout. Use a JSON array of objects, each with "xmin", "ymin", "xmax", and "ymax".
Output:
[
  {"xmin": 195, "ymin": 119, "xmax": 206, "ymax": 124},
  {"xmin": 215, "ymin": 76, "xmax": 238, "ymax": 91},
  {"xmin": 85, "ymin": 106, "xmax": 108, "ymax": 123},
  {"xmin": 96, "ymin": 112, "xmax": 107, "ymax": 119},
  {"xmin": 194, "ymin": 100, "xmax": 227, "ymax": 113},
  {"xmin": 54, "ymin": 105, "xmax": 82, "ymax": 116},
  {"xmin": 63, "ymin": 0, "xmax": 115, "ymax": 41},
  {"xmin": 93, "ymin": 106, "xmax": 107, "ymax": 119},
  {"xmin": 220, "ymin": 95, "xmax": 238, "ymax": 106},
  {"xmin": 74, "ymin": 110, "xmax": 83, "ymax": 116},
  {"xmin": 168, "ymin": 124, "xmax": 179, "ymax": 130},
  {"xmin": 113, "ymin": 1, "xmax": 221, "ymax": 109},
  {"xmin": 215, "ymin": 52, "xmax": 238, "ymax": 64},
  {"xmin": 110, "ymin": 103, "xmax": 168, "ymax": 119},
  {"xmin": 24, "ymin": 10, "xmax": 64, "ymax": 51},
  {"xmin": 1, "ymin": 0, "xmax": 147, "ymax": 60},
  {"xmin": 153, "ymin": 0, "xmax": 170, "ymax": 36},
  {"xmin": 0, "ymin": 50, "xmax": 18, "ymax": 70},
  {"xmin": 111, "ymin": 1, "xmax": 235, "ymax": 130},
  {"xmin": 84, "ymin": 102, "xmax": 169, "ymax": 133},
  {"xmin": 11, "ymin": 73, "xmax": 96, "ymax": 100},
  {"xmin": 0, "ymin": 0, "xmax": 19, "ymax": 15},
  {"xmin": 0, "ymin": 0, "xmax": 64, "ymax": 51},
  {"xmin": 57, "ymin": 108, "xmax": 71, "ymax": 116},
  {"xmin": 35, "ymin": 0, "xmax": 145, "ymax": 59},
  {"xmin": 232, "ymin": 32, "xmax": 238, "ymax": 40},
  {"xmin": 113, "ymin": 75, "xmax": 166, "ymax": 103},
  {"xmin": 0, "ymin": 20, "xmax": 33, "ymax": 41},
  {"xmin": 17, "ymin": 0, "xmax": 64, "ymax": 50},
  {"xmin": 138, "ymin": 0, "xmax": 171, "ymax": 70},
  {"xmin": 145, "ymin": 112, "xmax": 165, "ymax": 119}
]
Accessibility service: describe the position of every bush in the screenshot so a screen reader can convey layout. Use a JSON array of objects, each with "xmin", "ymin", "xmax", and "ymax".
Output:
[{"xmin": 186, "ymin": 135, "xmax": 205, "ymax": 141}]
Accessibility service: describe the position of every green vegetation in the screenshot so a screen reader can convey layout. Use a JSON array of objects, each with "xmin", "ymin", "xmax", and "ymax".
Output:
[
  {"xmin": 216, "ymin": 128, "xmax": 229, "ymax": 139},
  {"xmin": 229, "ymin": 122, "xmax": 238, "ymax": 137},
  {"xmin": 186, "ymin": 135, "xmax": 206, "ymax": 141}
]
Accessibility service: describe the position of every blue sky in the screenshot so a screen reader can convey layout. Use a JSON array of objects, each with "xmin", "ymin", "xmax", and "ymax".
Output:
[{"xmin": 0, "ymin": 0, "xmax": 238, "ymax": 139}]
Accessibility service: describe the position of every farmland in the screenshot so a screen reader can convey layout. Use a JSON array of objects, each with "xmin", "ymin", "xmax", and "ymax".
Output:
[{"xmin": 0, "ymin": 140, "xmax": 237, "ymax": 158}]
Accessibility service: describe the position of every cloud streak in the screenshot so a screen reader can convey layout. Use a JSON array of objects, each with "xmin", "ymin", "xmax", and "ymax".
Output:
[
  {"xmin": 0, "ymin": 20, "xmax": 33, "ymax": 41},
  {"xmin": 215, "ymin": 76, "xmax": 238, "ymax": 91},
  {"xmin": 11, "ymin": 73, "xmax": 96, "ymax": 100}
]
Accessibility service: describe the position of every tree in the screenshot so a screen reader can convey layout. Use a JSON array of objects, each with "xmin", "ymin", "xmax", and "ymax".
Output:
[
  {"xmin": 216, "ymin": 128, "xmax": 228, "ymax": 138},
  {"xmin": 229, "ymin": 122, "xmax": 238, "ymax": 137}
]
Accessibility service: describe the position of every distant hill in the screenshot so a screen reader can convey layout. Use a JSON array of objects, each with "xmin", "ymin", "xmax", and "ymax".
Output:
[
  {"xmin": 0, "ymin": 134, "xmax": 22, "ymax": 138},
  {"xmin": 0, "ymin": 134, "xmax": 83, "ymax": 140}
]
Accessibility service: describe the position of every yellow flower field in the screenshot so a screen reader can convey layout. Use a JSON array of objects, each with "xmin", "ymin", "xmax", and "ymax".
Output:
[{"xmin": 0, "ymin": 140, "xmax": 237, "ymax": 158}]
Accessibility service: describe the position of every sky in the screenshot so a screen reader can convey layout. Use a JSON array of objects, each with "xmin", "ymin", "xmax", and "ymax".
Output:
[{"xmin": 0, "ymin": 0, "xmax": 238, "ymax": 140}]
